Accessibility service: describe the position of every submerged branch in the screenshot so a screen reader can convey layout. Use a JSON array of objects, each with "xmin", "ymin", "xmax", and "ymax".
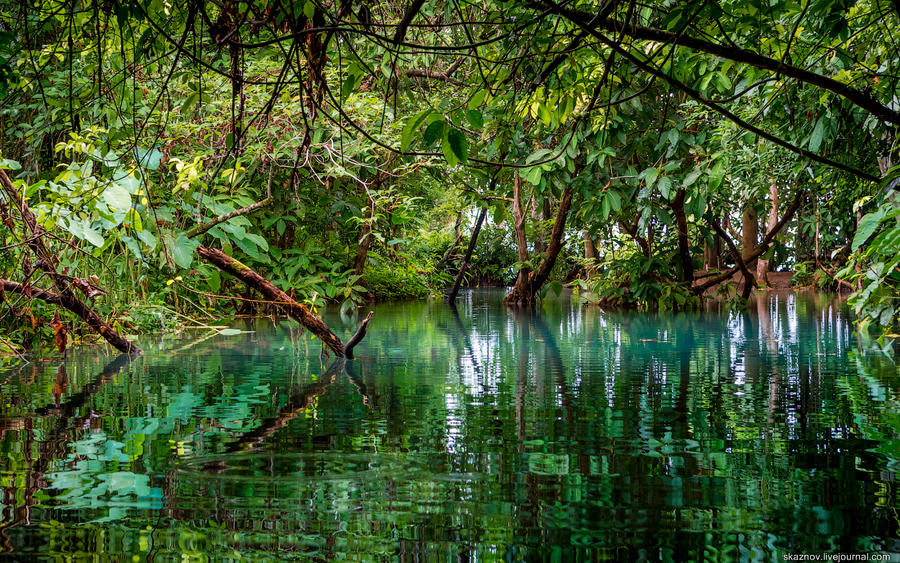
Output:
[{"xmin": 345, "ymin": 311, "xmax": 374, "ymax": 359}]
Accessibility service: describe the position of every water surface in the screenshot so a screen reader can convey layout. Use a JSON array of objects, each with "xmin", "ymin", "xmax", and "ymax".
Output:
[{"xmin": 1, "ymin": 290, "xmax": 898, "ymax": 560}]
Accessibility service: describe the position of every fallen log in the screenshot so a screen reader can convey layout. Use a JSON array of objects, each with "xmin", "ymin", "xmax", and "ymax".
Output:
[
  {"xmin": 186, "ymin": 200, "xmax": 374, "ymax": 358},
  {"xmin": 196, "ymin": 246, "xmax": 347, "ymax": 356},
  {"xmin": 0, "ymin": 170, "xmax": 141, "ymax": 356},
  {"xmin": 1, "ymin": 278, "xmax": 63, "ymax": 305}
]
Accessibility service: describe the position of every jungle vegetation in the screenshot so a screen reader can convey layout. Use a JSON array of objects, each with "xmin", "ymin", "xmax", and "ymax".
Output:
[{"xmin": 0, "ymin": 0, "xmax": 899, "ymax": 356}]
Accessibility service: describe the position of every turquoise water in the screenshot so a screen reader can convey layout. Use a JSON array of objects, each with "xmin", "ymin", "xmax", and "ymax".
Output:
[{"xmin": 1, "ymin": 290, "xmax": 898, "ymax": 561}]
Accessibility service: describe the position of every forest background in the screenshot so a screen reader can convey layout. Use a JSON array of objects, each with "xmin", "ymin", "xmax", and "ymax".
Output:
[{"xmin": 0, "ymin": 0, "xmax": 899, "ymax": 357}]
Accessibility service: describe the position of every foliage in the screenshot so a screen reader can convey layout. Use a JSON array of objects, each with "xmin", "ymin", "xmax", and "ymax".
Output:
[
  {"xmin": 837, "ymin": 170, "xmax": 900, "ymax": 335},
  {"xmin": 577, "ymin": 248, "xmax": 699, "ymax": 311},
  {"xmin": 1, "ymin": 0, "xmax": 899, "ymax": 349},
  {"xmin": 361, "ymin": 261, "xmax": 431, "ymax": 301}
]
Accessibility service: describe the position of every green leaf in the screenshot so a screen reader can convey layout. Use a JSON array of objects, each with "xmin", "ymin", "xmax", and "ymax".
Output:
[
  {"xmin": 118, "ymin": 173, "xmax": 141, "ymax": 194},
  {"xmin": 525, "ymin": 166, "xmax": 543, "ymax": 185},
  {"xmin": 852, "ymin": 210, "xmax": 885, "ymax": 251},
  {"xmin": 423, "ymin": 120, "xmax": 445, "ymax": 147},
  {"xmin": 171, "ymin": 233, "xmax": 200, "ymax": 269},
  {"xmin": 466, "ymin": 109, "xmax": 483, "ymax": 129},
  {"xmin": 218, "ymin": 328, "xmax": 245, "ymax": 336},
  {"xmin": 441, "ymin": 133, "xmax": 459, "ymax": 166},
  {"xmin": 683, "ymin": 169, "xmax": 701, "ymax": 187},
  {"xmin": 445, "ymin": 128, "xmax": 468, "ymax": 164},
  {"xmin": 83, "ymin": 227, "xmax": 104, "ymax": 248},
  {"xmin": 657, "ymin": 176, "xmax": 672, "ymax": 200},
  {"xmin": 0, "ymin": 157, "xmax": 21, "ymax": 170},
  {"xmin": 537, "ymin": 102, "xmax": 551, "ymax": 125},
  {"xmin": 608, "ymin": 190, "xmax": 622, "ymax": 212},
  {"xmin": 401, "ymin": 110, "xmax": 430, "ymax": 153},
  {"xmin": 714, "ymin": 72, "xmax": 732, "ymax": 93},
  {"xmin": 340, "ymin": 73, "xmax": 358, "ymax": 99},
  {"xmin": 103, "ymin": 182, "xmax": 132, "ymax": 212},
  {"xmin": 547, "ymin": 280, "xmax": 563, "ymax": 297},
  {"xmin": 526, "ymin": 148, "xmax": 553, "ymax": 164},
  {"xmin": 468, "ymin": 89, "xmax": 487, "ymax": 110},
  {"xmin": 870, "ymin": 226, "xmax": 900, "ymax": 254},
  {"xmin": 207, "ymin": 269, "xmax": 221, "ymax": 293},
  {"xmin": 137, "ymin": 229, "xmax": 156, "ymax": 250},
  {"xmin": 134, "ymin": 147, "xmax": 163, "ymax": 170},
  {"xmin": 809, "ymin": 118, "xmax": 825, "ymax": 152}
]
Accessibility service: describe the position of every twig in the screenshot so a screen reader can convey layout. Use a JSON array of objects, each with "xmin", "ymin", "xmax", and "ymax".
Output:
[{"xmin": 185, "ymin": 197, "xmax": 273, "ymax": 238}]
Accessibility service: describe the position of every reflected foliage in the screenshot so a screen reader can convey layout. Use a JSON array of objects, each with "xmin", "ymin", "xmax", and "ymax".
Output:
[{"xmin": 1, "ymin": 291, "xmax": 898, "ymax": 559}]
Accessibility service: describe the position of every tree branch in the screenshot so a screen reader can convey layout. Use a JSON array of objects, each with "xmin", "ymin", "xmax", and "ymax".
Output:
[
  {"xmin": 185, "ymin": 197, "xmax": 272, "ymax": 239},
  {"xmin": 196, "ymin": 246, "xmax": 346, "ymax": 356},
  {"xmin": 540, "ymin": 1, "xmax": 900, "ymax": 127},
  {"xmin": 0, "ymin": 170, "xmax": 140, "ymax": 355},
  {"xmin": 695, "ymin": 191, "xmax": 803, "ymax": 292}
]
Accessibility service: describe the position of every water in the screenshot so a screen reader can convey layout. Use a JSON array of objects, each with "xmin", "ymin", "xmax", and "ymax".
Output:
[{"xmin": 1, "ymin": 290, "xmax": 898, "ymax": 561}]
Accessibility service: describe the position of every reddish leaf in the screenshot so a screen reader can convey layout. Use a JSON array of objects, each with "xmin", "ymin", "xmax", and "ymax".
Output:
[{"xmin": 50, "ymin": 311, "xmax": 67, "ymax": 354}]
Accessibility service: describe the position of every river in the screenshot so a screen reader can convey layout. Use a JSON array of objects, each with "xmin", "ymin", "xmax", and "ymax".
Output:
[{"xmin": 1, "ymin": 289, "xmax": 897, "ymax": 560}]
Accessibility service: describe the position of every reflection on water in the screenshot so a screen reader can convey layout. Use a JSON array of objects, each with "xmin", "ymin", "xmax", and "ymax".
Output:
[{"xmin": 1, "ymin": 290, "xmax": 899, "ymax": 560}]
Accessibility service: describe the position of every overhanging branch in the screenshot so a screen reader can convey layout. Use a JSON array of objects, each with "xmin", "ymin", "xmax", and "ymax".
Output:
[{"xmin": 539, "ymin": 1, "xmax": 900, "ymax": 127}]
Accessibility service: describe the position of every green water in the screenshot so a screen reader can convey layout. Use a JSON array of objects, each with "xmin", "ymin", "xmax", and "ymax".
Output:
[{"xmin": 1, "ymin": 290, "xmax": 898, "ymax": 561}]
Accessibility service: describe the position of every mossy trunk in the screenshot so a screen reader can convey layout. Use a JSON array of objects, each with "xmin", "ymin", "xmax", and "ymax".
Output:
[{"xmin": 197, "ymin": 246, "xmax": 346, "ymax": 356}]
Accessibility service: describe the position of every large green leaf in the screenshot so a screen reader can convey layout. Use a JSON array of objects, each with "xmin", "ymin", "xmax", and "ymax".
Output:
[
  {"xmin": 134, "ymin": 147, "xmax": 163, "ymax": 170},
  {"xmin": 423, "ymin": 120, "xmax": 445, "ymax": 147},
  {"xmin": 809, "ymin": 118, "xmax": 825, "ymax": 152},
  {"xmin": 852, "ymin": 209, "xmax": 885, "ymax": 251},
  {"xmin": 103, "ymin": 182, "xmax": 132, "ymax": 212},
  {"xmin": 171, "ymin": 233, "xmax": 200, "ymax": 269},
  {"xmin": 445, "ymin": 128, "xmax": 468, "ymax": 164},
  {"xmin": 465, "ymin": 109, "xmax": 483, "ymax": 129},
  {"xmin": 400, "ymin": 110, "xmax": 430, "ymax": 153},
  {"xmin": 657, "ymin": 176, "xmax": 672, "ymax": 200},
  {"xmin": 441, "ymin": 133, "xmax": 459, "ymax": 166}
]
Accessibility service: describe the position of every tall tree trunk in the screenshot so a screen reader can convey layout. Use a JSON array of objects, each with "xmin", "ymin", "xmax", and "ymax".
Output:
[
  {"xmin": 505, "ymin": 186, "xmax": 574, "ymax": 306},
  {"xmin": 756, "ymin": 181, "xmax": 779, "ymax": 286},
  {"xmin": 447, "ymin": 206, "xmax": 488, "ymax": 301},
  {"xmin": 510, "ymin": 171, "xmax": 531, "ymax": 298},
  {"xmin": 714, "ymin": 229, "xmax": 723, "ymax": 268},
  {"xmin": 583, "ymin": 231, "xmax": 598, "ymax": 277},
  {"xmin": 814, "ymin": 203, "xmax": 821, "ymax": 268},
  {"xmin": 353, "ymin": 198, "xmax": 375, "ymax": 276},
  {"xmin": 671, "ymin": 189, "xmax": 694, "ymax": 282},
  {"xmin": 741, "ymin": 202, "xmax": 758, "ymax": 292},
  {"xmin": 532, "ymin": 198, "xmax": 550, "ymax": 255},
  {"xmin": 703, "ymin": 222, "xmax": 722, "ymax": 270}
]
